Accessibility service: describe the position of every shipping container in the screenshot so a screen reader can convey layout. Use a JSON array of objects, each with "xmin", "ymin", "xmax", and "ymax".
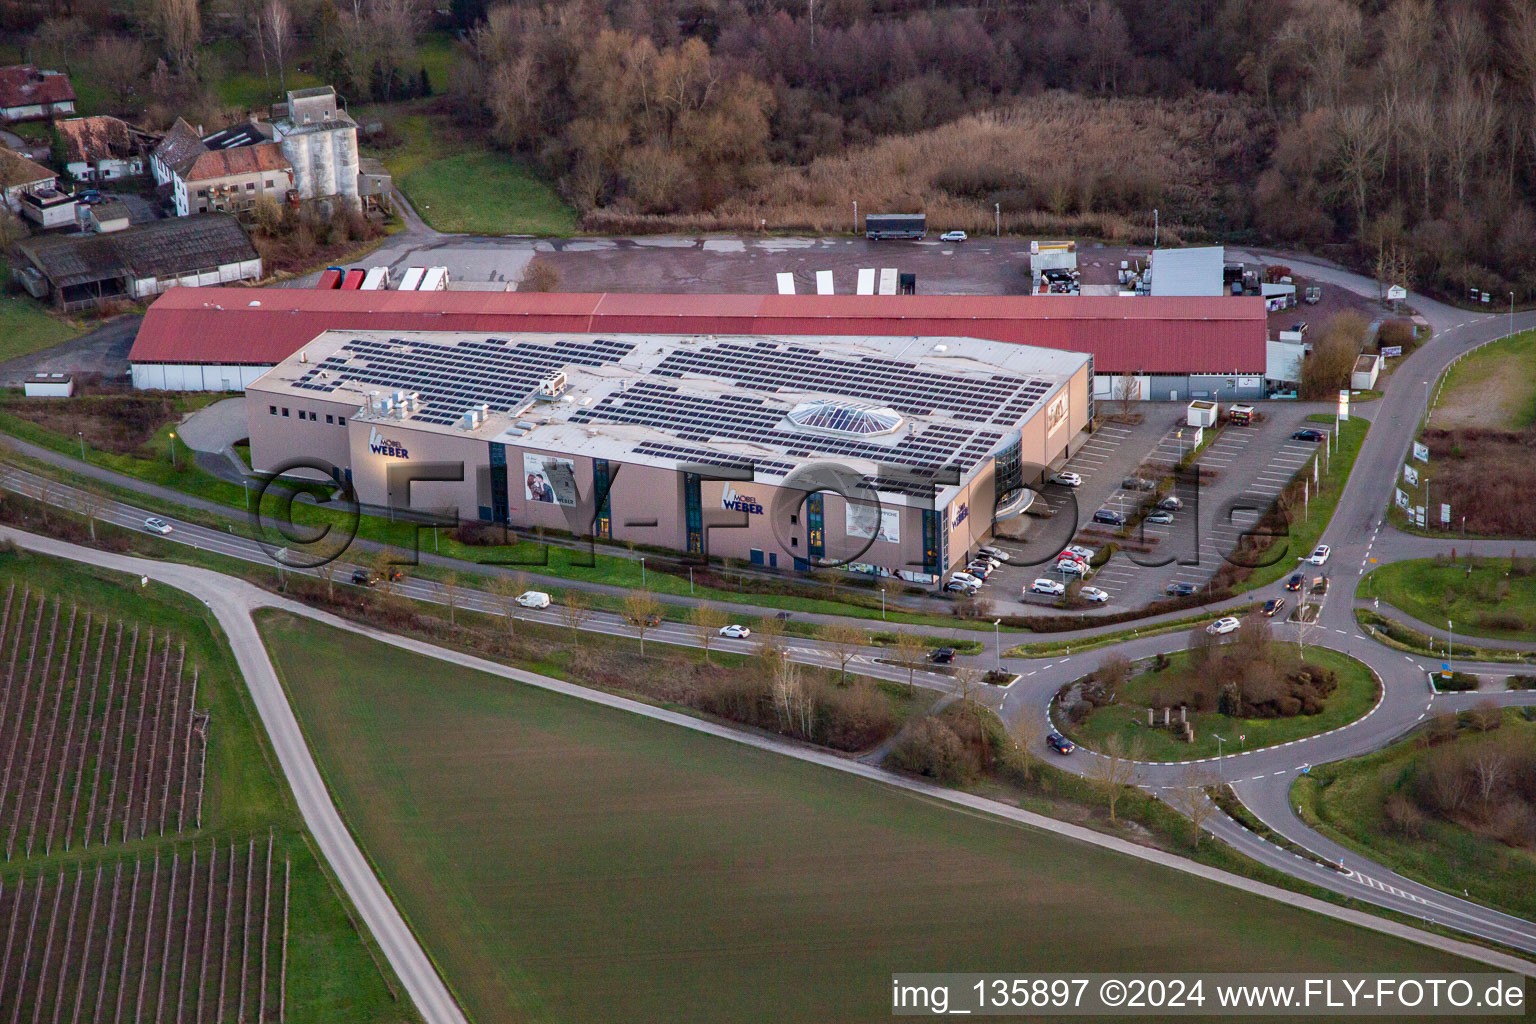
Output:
[
  {"xmin": 340, "ymin": 269, "xmax": 366, "ymax": 290},
  {"xmin": 360, "ymin": 266, "xmax": 391, "ymax": 290},
  {"xmin": 316, "ymin": 268, "xmax": 343, "ymax": 290},
  {"xmin": 397, "ymin": 267, "xmax": 425, "ymax": 291},
  {"xmin": 419, "ymin": 266, "xmax": 449, "ymax": 291}
]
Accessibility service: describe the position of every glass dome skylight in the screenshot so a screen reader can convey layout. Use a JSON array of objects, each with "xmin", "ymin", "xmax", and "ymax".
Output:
[{"xmin": 786, "ymin": 400, "xmax": 904, "ymax": 436}]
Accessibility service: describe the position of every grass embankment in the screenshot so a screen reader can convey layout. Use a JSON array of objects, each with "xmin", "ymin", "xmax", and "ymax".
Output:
[
  {"xmin": 1431, "ymin": 329, "xmax": 1536, "ymax": 431},
  {"xmin": 1364, "ymin": 558, "xmax": 1536, "ymax": 643},
  {"xmin": 259, "ymin": 611, "xmax": 1478, "ymax": 1023},
  {"xmin": 1233, "ymin": 413, "xmax": 1367, "ymax": 594},
  {"xmin": 1293, "ymin": 710, "xmax": 1536, "ymax": 922},
  {"xmin": 368, "ymin": 112, "xmax": 576, "ymax": 235},
  {"xmin": 1059, "ymin": 644, "xmax": 1379, "ymax": 761},
  {"xmin": 1003, "ymin": 607, "xmax": 1243, "ymax": 658},
  {"xmin": 0, "ymin": 547, "xmax": 411, "ymax": 1022},
  {"xmin": 1354, "ymin": 608, "xmax": 1536, "ymax": 665},
  {"xmin": 0, "ymin": 292, "xmax": 85, "ymax": 365}
]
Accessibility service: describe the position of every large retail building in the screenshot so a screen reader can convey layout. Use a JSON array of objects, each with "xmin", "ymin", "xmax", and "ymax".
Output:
[
  {"xmin": 247, "ymin": 329, "xmax": 1092, "ymax": 577},
  {"xmin": 132, "ymin": 288, "xmax": 1266, "ymax": 401}
]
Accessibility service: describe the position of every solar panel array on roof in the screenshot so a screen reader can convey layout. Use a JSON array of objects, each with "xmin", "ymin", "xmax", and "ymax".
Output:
[
  {"xmin": 651, "ymin": 340, "xmax": 1055, "ymax": 424},
  {"xmin": 289, "ymin": 334, "xmax": 634, "ymax": 425}
]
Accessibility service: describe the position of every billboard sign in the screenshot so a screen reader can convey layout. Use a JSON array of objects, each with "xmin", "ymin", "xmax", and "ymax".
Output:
[
  {"xmin": 1338, "ymin": 389, "xmax": 1350, "ymax": 421},
  {"xmin": 1441, "ymin": 503, "xmax": 1451, "ymax": 525},
  {"xmin": 523, "ymin": 453, "xmax": 577, "ymax": 507},
  {"xmin": 1381, "ymin": 345, "xmax": 1403, "ymax": 358},
  {"xmin": 1394, "ymin": 488, "xmax": 1410, "ymax": 511},
  {"xmin": 1413, "ymin": 441, "xmax": 1429, "ymax": 463},
  {"xmin": 845, "ymin": 502, "xmax": 900, "ymax": 544},
  {"xmin": 1402, "ymin": 464, "xmax": 1419, "ymax": 487},
  {"xmin": 1386, "ymin": 284, "xmax": 1407, "ymax": 301}
]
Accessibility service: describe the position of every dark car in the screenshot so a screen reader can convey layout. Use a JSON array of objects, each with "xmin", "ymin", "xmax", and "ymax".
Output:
[
  {"xmin": 350, "ymin": 569, "xmax": 378, "ymax": 586},
  {"xmin": 1262, "ymin": 597, "xmax": 1287, "ymax": 617},
  {"xmin": 1046, "ymin": 732, "xmax": 1075, "ymax": 755},
  {"xmin": 1165, "ymin": 581, "xmax": 1197, "ymax": 597},
  {"xmin": 1093, "ymin": 509, "xmax": 1127, "ymax": 526},
  {"xmin": 929, "ymin": 647, "xmax": 956, "ymax": 664},
  {"xmin": 1122, "ymin": 476, "xmax": 1156, "ymax": 491},
  {"xmin": 1285, "ymin": 573, "xmax": 1304, "ymax": 591},
  {"xmin": 76, "ymin": 188, "xmax": 102, "ymax": 204},
  {"xmin": 1291, "ymin": 428, "xmax": 1325, "ymax": 442},
  {"xmin": 627, "ymin": 613, "xmax": 663, "ymax": 627}
]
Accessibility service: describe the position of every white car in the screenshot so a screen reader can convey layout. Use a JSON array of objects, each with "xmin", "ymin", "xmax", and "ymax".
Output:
[
  {"xmin": 719, "ymin": 624, "xmax": 752, "ymax": 639},
  {"xmin": 977, "ymin": 545, "xmax": 1011, "ymax": 563},
  {"xmin": 950, "ymin": 571, "xmax": 985, "ymax": 588},
  {"xmin": 971, "ymin": 553, "xmax": 1002, "ymax": 569},
  {"xmin": 1079, "ymin": 586, "xmax": 1110, "ymax": 603},
  {"xmin": 1030, "ymin": 579, "xmax": 1066, "ymax": 596},
  {"xmin": 939, "ymin": 230, "xmax": 967, "ymax": 242},
  {"xmin": 1144, "ymin": 511, "xmax": 1175, "ymax": 525},
  {"xmin": 1206, "ymin": 616, "xmax": 1242, "ymax": 635},
  {"xmin": 1064, "ymin": 545, "xmax": 1096, "ymax": 561},
  {"xmin": 1050, "ymin": 471, "xmax": 1082, "ymax": 487},
  {"xmin": 1308, "ymin": 545, "xmax": 1331, "ymax": 565},
  {"xmin": 144, "ymin": 517, "xmax": 173, "ymax": 535},
  {"xmin": 515, "ymin": 591, "xmax": 551, "ymax": 609},
  {"xmin": 1055, "ymin": 561, "xmax": 1090, "ymax": 578}
]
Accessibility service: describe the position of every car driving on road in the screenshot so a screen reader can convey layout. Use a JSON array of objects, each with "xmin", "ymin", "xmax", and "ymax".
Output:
[
  {"xmin": 1206, "ymin": 616, "xmax": 1241, "ymax": 635},
  {"xmin": 929, "ymin": 647, "xmax": 956, "ymax": 664},
  {"xmin": 1262, "ymin": 597, "xmax": 1286, "ymax": 617},
  {"xmin": 719, "ymin": 624, "xmax": 752, "ymax": 639},
  {"xmin": 144, "ymin": 517, "xmax": 173, "ymax": 534},
  {"xmin": 1309, "ymin": 544, "xmax": 1331, "ymax": 565},
  {"xmin": 1030, "ymin": 578, "xmax": 1066, "ymax": 596},
  {"xmin": 1286, "ymin": 573, "xmax": 1304, "ymax": 591},
  {"xmin": 515, "ymin": 591, "xmax": 551, "ymax": 609},
  {"xmin": 1046, "ymin": 732, "xmax": 1075, "ymax": 755}
]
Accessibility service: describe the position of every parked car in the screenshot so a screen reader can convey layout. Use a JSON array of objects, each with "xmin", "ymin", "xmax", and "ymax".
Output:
[
  {"xmin": 977, "ymin": 545, "xmax": 1011, "ymax": 563},
  {"xmin": 143, "ymin": 517, "xmax": 173, "ymax": 535},
  {"xmin": 965, "ymin": 562, "xmax": 995, "ymax": 580},
  {"xmin": 1308, "ymin": 544, "xmax": 1331, "ymax": 565},
  {"xmin": 929, "ymin": 647, "xmax": 956, "ymax": 664},
  {"xmin": 1046, "ymin": 732, "xmax": 1076, "ymax": 755},
  {"xmin": 950, "ymin": 571, "xmax": 985, "ymax": 588},
  {"xmin": 1291, "ymin": 428, "xmax": 1325, "ymax": 442},
  {"xmin": 1206, "ymin": 616, "xmax": 1242, "ymax": 635},
  {"xmin": 1079, "ymin": 586, "xmax": 1110, "ymax": 603},
  {"xmin": 1144, "ymin": 511, "xmax": 1175, "ymax": 525},
  {"xmin": 1050, "ymin": 471, "xmax": 1082, "ymax": 487},
  {"xmin": 1030, "ymin": 579, "xmax": 1066, "ymax": 596},
  {"xmin": 1122, "ymin": 476, "xmax": 1157, "ymax": 491},
  {"xmin": 1262, "ymin": 598, "xmax": 1286, "ymax": 617},
  {"xmin": 1056, "ymin": 551, "xmax": 1087, "ymax": 566},
  {"xmin": 77, "ymin": 188, "xmax": 102, "ymax": 204},
  {"xmin": 970, "ymin": 553, "xmax": 1002, "ymax": 569},
  {"xmin": 515, "ymin": 591, "xmax": 551, "ymax": 609},
  {"xmin": 944, "ymin": 580, "xmax": 978, "ymax": 595},
  {"xmin": 719, "ymin": 624, "xmax": 752, "ymax": 638},
  {"xmin": 1157, "ymin": 496, "xmax": 1183, "ymax": 511},
  {"xmin": 939, "ymin": 230, "xmax": 968, "ymax": 242},
  {"xmin": 1093, "ymin": 509, "xmax": 1127, "ymax": 526},
  {"xmin": 1064, "ymin": 545, "xmax": 1096, "ymax": 562},
  {"xmin": 1055, "ymin": 560, "xmax": 1089, "ymax": 577},
  {"xmin": 1165, "ymin": 581, "xmax": 1197, "ymax": 597},
  {"xmin": 1285, "ymin": 573, "xmax": 1305, "ymax": 592}
]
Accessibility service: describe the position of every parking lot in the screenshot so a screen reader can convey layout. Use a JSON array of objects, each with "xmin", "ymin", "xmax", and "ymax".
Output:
[{"xmin": 966, "ymin": 403, "xmax": 1336, "ymax": 614}]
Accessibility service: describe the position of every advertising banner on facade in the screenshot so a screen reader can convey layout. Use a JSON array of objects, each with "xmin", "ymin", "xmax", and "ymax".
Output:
[
  {"xmin": 523, "ymin": 453, "xmax": 578, "ymax": 506},
  {"xmin": 845, "ymin": 502, "xmax": 900, "ymax": 544},
  {"xmin": 1046, "ymin": 392, "xmax": 1068, "ymax": 435}
]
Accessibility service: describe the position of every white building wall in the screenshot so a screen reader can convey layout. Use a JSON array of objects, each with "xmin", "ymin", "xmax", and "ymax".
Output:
[{"xmin": 132, "ymin": 362, "xmax": 275, "ymax": 391}]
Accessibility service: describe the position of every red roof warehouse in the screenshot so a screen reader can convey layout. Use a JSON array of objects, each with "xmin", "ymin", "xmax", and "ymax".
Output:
[{"xmin": 127, "ymin": 287, "xmax": 1267, "ymax": 391}]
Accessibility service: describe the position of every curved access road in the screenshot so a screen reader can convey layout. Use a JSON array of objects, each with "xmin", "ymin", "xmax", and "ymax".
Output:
[{"xmin": 7, "ymin": 523, "xmax": 1533, "ymax": 982}]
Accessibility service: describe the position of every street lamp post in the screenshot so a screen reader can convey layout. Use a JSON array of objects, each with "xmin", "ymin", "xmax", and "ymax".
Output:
[
  {"xmin": 689, "ymin": 566, "xmax": 694, "ymax": 595},
  {"xmin": 994, "ymin": 618, "xmax": 1002, "ymax": 670},
  {"xmin": 640, "ymin": 557, "xmax": 646, "ymax": 587},
  {"xmin": 1213, "ymin": 733, "xmax": 1225, "ymax": 758},
  {"xmin": 994, "ymin": 203, "xmax": 1000, "ymax": 237},
  {"xmin": 1153, "ymin": 208, "xmax": 1158, "ymax": 248},
  {"xmin": 852, "ymin": 200, "xmax": 857, "ymax": 235},
  {"xmin": 77, "ymin": 431, "xmax": 85, "ymax": 461},
  {"xmin": 1510, "ymin": 292, "xmax": 1515, "ymax": 339},
  {"xmin": 167, "ymin": 431, "xmax": 177, "ymax": 471},
  {"xmin": 1447, "ymin": 619, "xmax": 1453, "ymax": 662}
]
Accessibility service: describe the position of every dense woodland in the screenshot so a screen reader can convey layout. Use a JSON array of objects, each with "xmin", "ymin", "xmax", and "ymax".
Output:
[{"xmin": 9, "ymin": 0, "xmax": 1536, "ymax": 297}]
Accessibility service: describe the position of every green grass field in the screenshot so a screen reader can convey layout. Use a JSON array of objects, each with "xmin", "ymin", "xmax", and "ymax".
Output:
[
  {"xmin": 1432, "ymin": 330, "xmax": 1536, "ymax": 431},
  {"xmin": 1060, "ymin": 644, "xmax": 1378, "ymax": 761},
  {"xmin": 1293, "ymin": 711, "xmax": 1536, "ymax": 922},
  {"xmin": 258, "ymin": 611, "xmax": 1477, "ymax": 1023},
  {"xmin": 0, "ymin": 290, "xmax": 85, "ymax": 365},
  {"xmin": 368, "ymin": 112, "xmax": 576, "ymax": 236},
  {"xmin": 1364, "ymin": 559, "xmax": 1536, "ymax": 641},
  {"xmin": 0, "ymin": 548, "xmax": 413, "ymax": 1023}
]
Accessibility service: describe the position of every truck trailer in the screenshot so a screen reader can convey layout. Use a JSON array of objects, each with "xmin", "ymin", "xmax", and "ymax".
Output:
[{"xmin": 865, "ymin": 214, "xmax": 926, "ymax": 240}]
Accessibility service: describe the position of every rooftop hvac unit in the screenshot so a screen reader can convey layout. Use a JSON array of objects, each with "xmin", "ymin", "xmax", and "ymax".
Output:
[{"xmin": 535, "ymin": 371, "xmax": 569, "ymax": 401}]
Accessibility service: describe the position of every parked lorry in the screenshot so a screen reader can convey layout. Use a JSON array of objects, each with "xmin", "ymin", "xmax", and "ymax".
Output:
[{"xmin": 865, "ymin": 214, "xmax": 926, "ymax": 240}]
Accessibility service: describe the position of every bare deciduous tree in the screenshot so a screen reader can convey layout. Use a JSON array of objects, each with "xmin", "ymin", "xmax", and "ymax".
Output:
[
  {"xmin": 753, "ymin": 614, "xmax": 786, "ymax": 671},
  {"xmin": 488, "ymin": 573, "xmax": 528, "ymax": 638},
  {"xmin": 687, "ymin": 602, "xmax": 727, "ymax": 663},
  {"xmin": 1087, "ymin": 734, "xmax": 1142, "ymax": 823},
  {"xmin": 892, "ymin": 630, "xmax": 927, "ymax": 694},
  {"xmin": 264, "ymin": 0, "xmax": 292, "ymax": 95},
  {"xmin": 623, "ymin": 590, "xmax": 662, "ymax": 656},
  {"xmin": 1006, "ymin": 709, "xmax": 1045, "ymax": 780},
  {"xmin": 558, "ymin": 591, "xmax": 592, "ymax": 644},
  {"xmin": 151, "ymin": 0, "xmax": 201, "ymax": 73},
  {"xmin": 817, "ymin": 623, "xmax": 864, "ymax": 683},
  {"xmin": 1166, "ymin": 767, "xmax": 1220, "ymax": 848},
  {"xmin": 440, "ymin": 570, "xmax": 459, "ymax": 626},
  {"xmin": 76, "ymin": 485, "xmax": 108, "ymax": 542}
]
